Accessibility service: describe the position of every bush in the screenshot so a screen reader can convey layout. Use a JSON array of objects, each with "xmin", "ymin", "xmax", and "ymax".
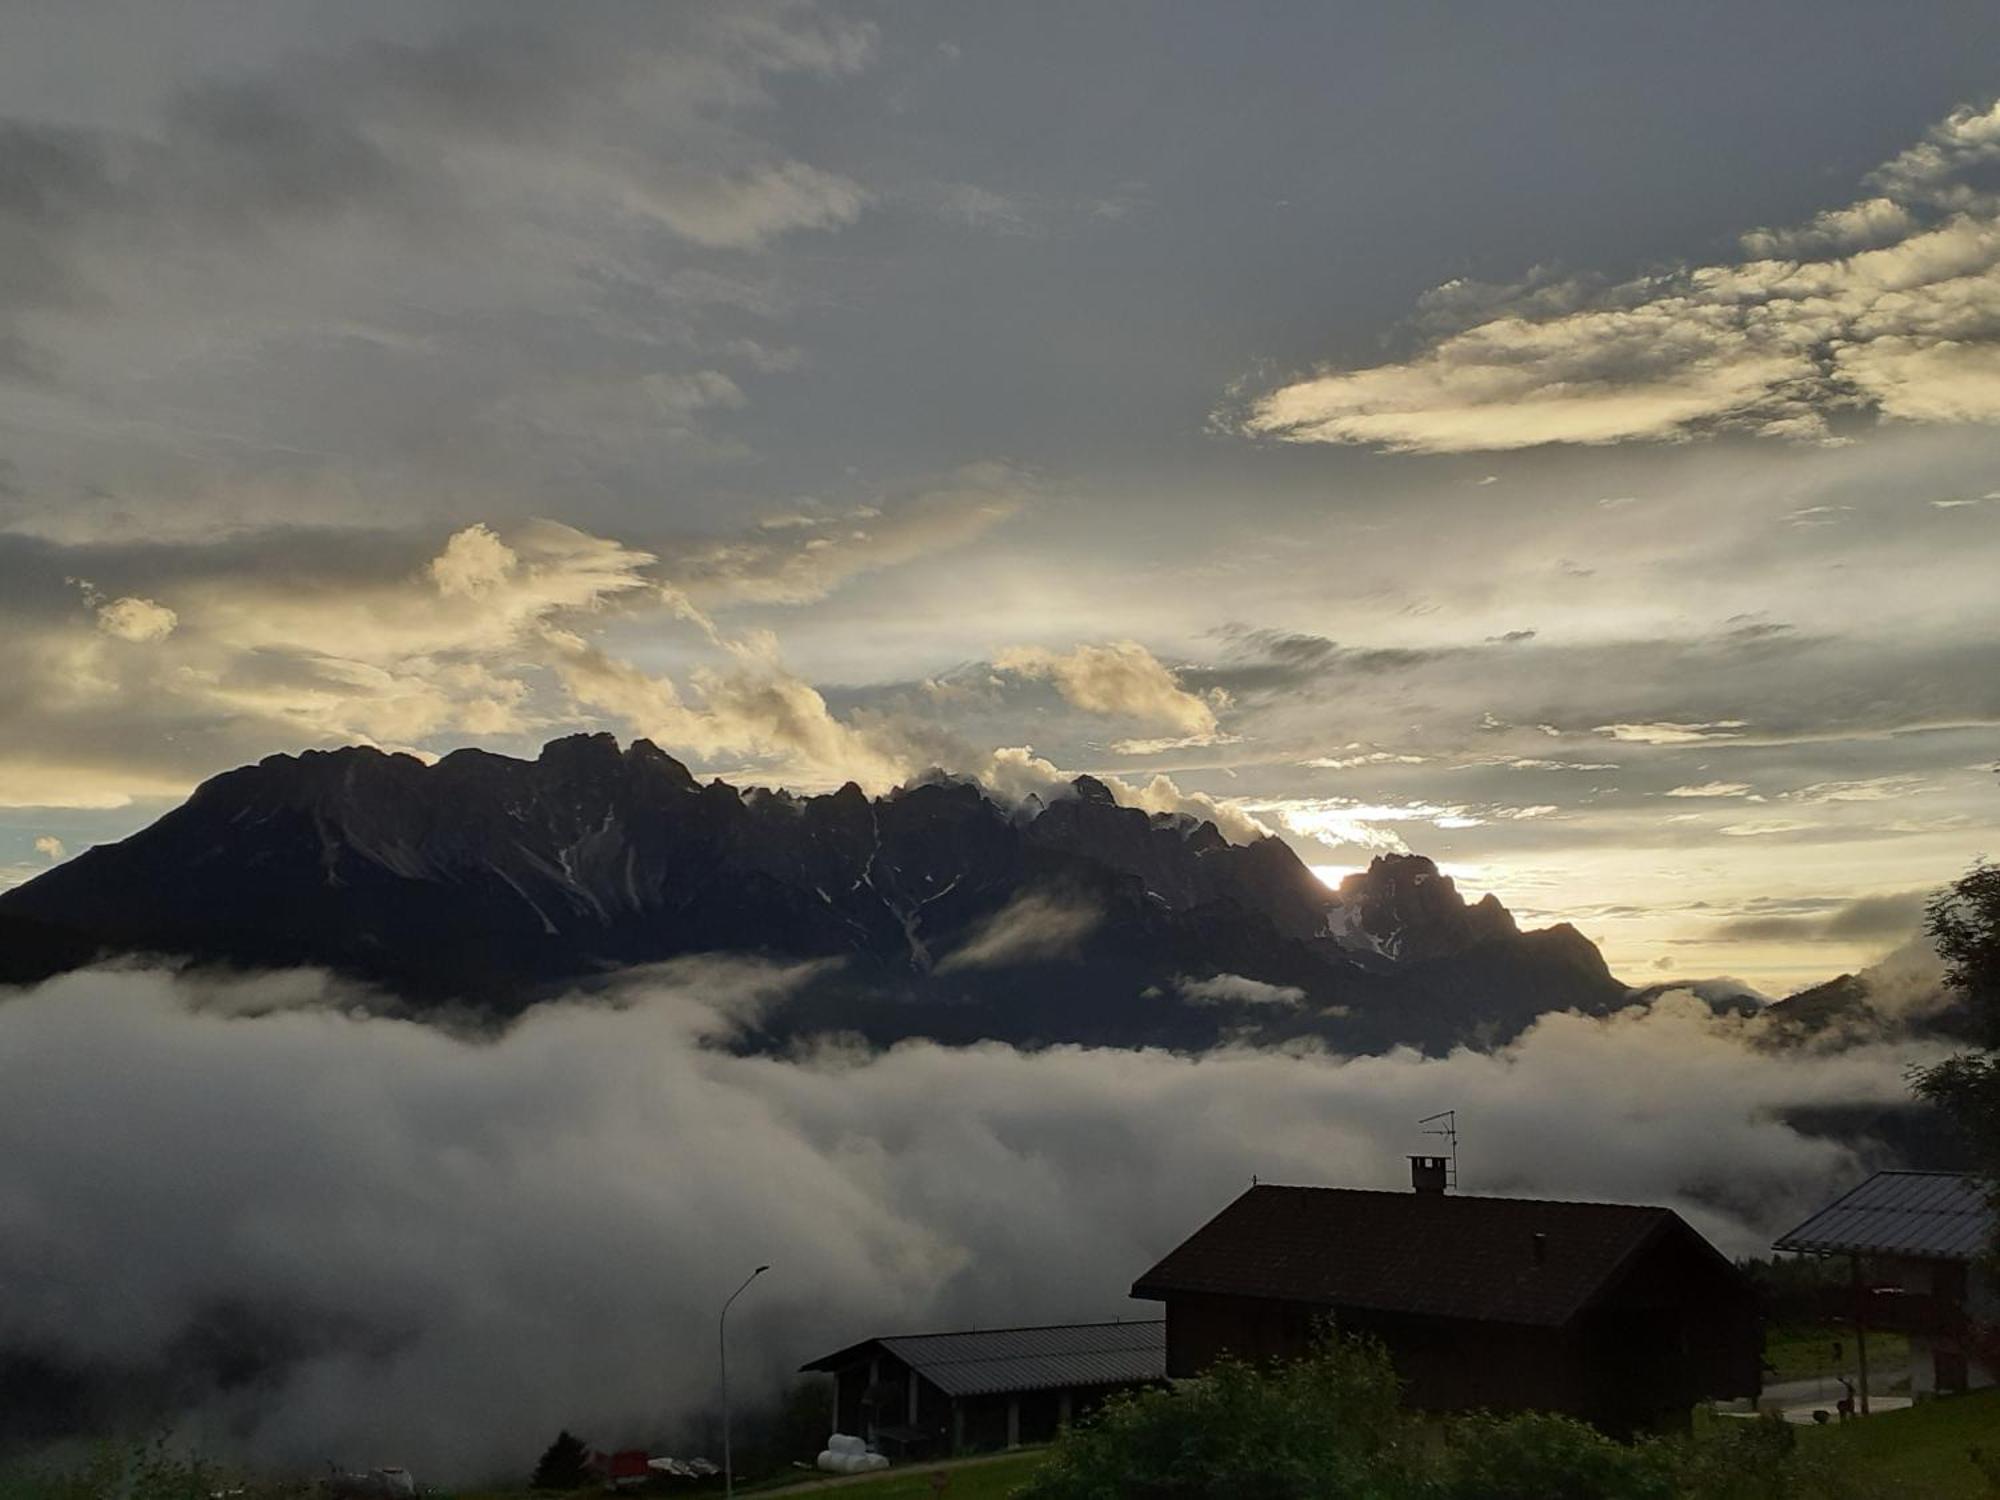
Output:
[
  {"xmin": 1018, "ymin": 1332, "xmax": 1425, "ymax": 1500},
  {"xmin": 1018, "ymin": 1334, "xmax": 1896, "ymax": 1500},
  {"xmin": 0, "ymin": 1436, "xmax": 309, "ymax": 1500},
  {"xmin": 1443, "ymin": 1412, "xmax": 1670, "ymax": 1500},
  {"xmin": 1668, "ymin": 1416, "xmax": 1884, "ymax": 1500}
]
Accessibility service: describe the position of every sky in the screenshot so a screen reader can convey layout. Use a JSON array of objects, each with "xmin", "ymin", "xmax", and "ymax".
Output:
[{"xmin": 3, "ymin": 2, "xmax": 2000, "ymax": 992}]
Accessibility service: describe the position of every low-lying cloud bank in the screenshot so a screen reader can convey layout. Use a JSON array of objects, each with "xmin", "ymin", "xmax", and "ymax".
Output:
[{"xmin": 0, "ymin": 964, "xmax": 1942, "ymax": 1481}]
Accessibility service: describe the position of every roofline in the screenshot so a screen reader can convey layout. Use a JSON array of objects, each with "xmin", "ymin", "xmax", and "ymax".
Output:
[
  {"xmin": 1580, "ymin": 1209, "xmax": 1749, "ymax": 1318},
  {"xmin": 1128, "ymin": 1183, "xmax": 1709, "ymax": 1325},
  {"xmin": 798, "ymin": 1318, "xmax": 1165, "ymax": 1375},
  {"xmin": 1220, "ymin": 1180, "xmax": 1692, "ymax": 1212},
  {"xmin": 1857, "ymin": 1169, "xmax": 1981, "ymax": 1177},
  {"xmin": 1773, "ymin": 1238, "xmax": 1980, "ymax": 1262},
  {"xmin": 1771, "ymin": 1168, "xmax": 1989, "ymax": 1257}
]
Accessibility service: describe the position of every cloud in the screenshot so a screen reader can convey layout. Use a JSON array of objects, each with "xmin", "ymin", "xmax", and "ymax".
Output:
[
  {"xmin": 995, "ymin": 641, "xmax": 1220, "ymax": 739},
  {"xmin": 1719, "ymin": 818, "xmax": 1820, "ymax": 839},
  {"xmin": 1110, "ymin": 773, "xmax": 1273, "ymax": 846},
  {"xmin": 1234, "ymin": 98, "xmax": 2000, "ymax": 452},
  {"xmin": 1240, "ymin": 794, "xmax": 1546, "ymax": 852},
  {"xmin": 0, "ymin": 3, "xmax": 886, "ymax": 549},
  {"xmin": 1664, "ymin": 782, "xmax": 1753, "ymax": 798},
  {"xmin": 1176, "ymin": 974, "xmax": 1306, "ymax": 1007},
  {"xmin": 0, "ymin": 486, "xmax": 1028, "ymax": 809},
  {"xmin": 31, "ymin": 835, "xmax": 63, "ymax": 861},
  {"xmin": 964, "ymin": 748, "xmax": 1273, "ymax": 847},
  {"xmin": 1192, "ymin": 628, "xmax": 1449, "ymax": 701},
  {"xmin": 1739, "ymin": 197, "xmax": 1916, "ymax": 259},
  {"xmin": 542, "ymin": 627, "xmax": 912, "ymax": 793},
  {"xmin": 0, "ymin": 967, "xmax": 1933, "ymax": 1480},
  {"xmin": 665, "ymin": 467, "xmax": 1025, "ymax": 608},
  {"xmin": 1780, "ymin": 775, "xmax": 1933, "ymax": 804},
  {"xmin": 92, "ymin": 595, "xmax": 178, "ymax": 643},
  {"xmin": 1302, "ymin": 748, "xmax": 1431, "ymax": 771},
  {"xmin": 626, "ymin": 162, "xmax": 869, "ymax": 250},
  {"xmin": 935, "ymin": 889, "xmax": 1102, "ymax": 972},
  {"xmin": 1709, "ymin": 889, "xmax": 1935, "ymax": 946},
  {"xmin": 1594, "ymin": 721, "xmax": 1748, "ymax": 745},
  {"xmin": 1109, "ymin": 731, "xmax": 1245, "ymax": 757}
]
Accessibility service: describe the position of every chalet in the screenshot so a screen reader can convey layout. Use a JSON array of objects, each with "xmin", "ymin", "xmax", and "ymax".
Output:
[
  {"xmin": 1774, "ymin": 1169, "xmax": 1996, "ymax": 1399},
  {"xmin": 798, "ymin": 1320, "xmax": 1165, "ymax": 1456},
  {"xmin": 1130, "ymin": 1161, "xmax": 1762, "ymax": 1435}
]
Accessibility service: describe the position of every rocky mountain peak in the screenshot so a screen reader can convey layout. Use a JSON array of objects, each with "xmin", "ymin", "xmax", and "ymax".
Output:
[
  {"xmin": 1331, "ymin": 852, "xmax": 1519, "ymax": 963},
  {"xmin": 1070, "ymin": 774, "xmax": 1118, "ymax": 806},
  {"xmin": 0, "ymin": 735, "xmax": 1628, "ymax": 1054}
]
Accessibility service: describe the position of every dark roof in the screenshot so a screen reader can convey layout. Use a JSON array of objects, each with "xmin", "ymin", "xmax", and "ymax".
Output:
[
  {"xmin": 1774, "ymin": 1171, "xmax": 1993, "ymax": 1260},
  {"xmin": 1130, "ymin": 1184, "xmax": 1727, "ymax": 1329},
  {"xmin": 800, "ymin": 1320, "xmax": 1165, "ymax": 1398}
]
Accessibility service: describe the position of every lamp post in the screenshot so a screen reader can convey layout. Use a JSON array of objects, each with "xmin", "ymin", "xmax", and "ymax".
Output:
[{"xmin": 719, "ymin": 1264, "xmax": 769, "ymax": 1500}]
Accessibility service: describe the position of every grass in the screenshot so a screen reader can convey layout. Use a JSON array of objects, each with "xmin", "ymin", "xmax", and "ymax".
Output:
[
  {"xmin": 749, "ymin": 1450, "xmax": 1046, "ymax": 1499},
  {"xmin": 1794, "ymin": 1386, "xmax": 2000, "ymax": 1499},
  {"xmin": 1763, "ymin": 1323, "xmax": 1910, "ymax": 1384},
  {"xmin": 445, "ymin": 1450, "xmax": 1048, "ymax": 1500},
  {"xmin": 16, "ymin": 1391, "xmax": 1992, "ymax": 1500}
]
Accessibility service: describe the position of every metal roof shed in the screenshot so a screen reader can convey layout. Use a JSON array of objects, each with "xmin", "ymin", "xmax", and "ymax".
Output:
[
  {"xmin": 799, "ymin": 1320, "xmax": 1165, "ymax": 1457},
  {"xmin": 1774, "ymin": 1170, "xmax": 1993, "ymax": 1260}
]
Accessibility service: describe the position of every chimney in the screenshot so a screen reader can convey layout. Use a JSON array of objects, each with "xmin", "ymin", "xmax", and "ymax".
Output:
[
  {"xmin": 1409, "ymin": 1155, "xmax": 1448, "ymax": 1195},
  {"xmin": 1531, "ymin": 1232, "xmax": 1548, "ymax": 1267}
]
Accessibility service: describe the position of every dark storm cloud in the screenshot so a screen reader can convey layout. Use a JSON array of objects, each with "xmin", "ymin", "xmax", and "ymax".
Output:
[
  {"xmin": 0, "ymin": 2, "xmax": 875, "ymax": 541},
  {"xmin": 1187, "ymin": 626, "xmax": 1453, "ymax": 699},
  {"xmin": 1709, "ymin": 889, "xmax": 1936, "ymax": 945}
]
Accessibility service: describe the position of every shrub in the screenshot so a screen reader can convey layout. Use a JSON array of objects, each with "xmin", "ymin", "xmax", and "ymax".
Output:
[
  {"xmin": 1018, "ymin": 1331, "xmax": 1426, "ymax": 1500},
  {"xmin": 1667, "ymin": 1416, "xmax": 1885, "ymax": 1500},
  {"xmin": 1443, "ymin": 1412, "xmax": 1670, "ymax": 1500},
  {"xmin": 0, "ymin": 1436, "xmax": 309, "ymax": 1500}
]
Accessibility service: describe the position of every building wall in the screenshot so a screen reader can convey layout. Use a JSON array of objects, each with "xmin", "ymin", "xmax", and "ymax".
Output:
[
  {"xmin": 819, "ymin": 1349, "xmax": 1151, "ymax": 1457},
  {"xmin": 1873, "ymin": 1254, "xmax": 1997, "ymax": 1397},
  {"xmin": 1158, "ymin": 1232, "xmax": 1758, "ymax": 1436},
  {"xmin": 1582, "ymin": 1231, "xmax": 1762, "ymax": 1414},
  {"xmin": 1970, "ymin": 1263, "xmax": 1998, "ymax": 1391},
  {"xmin": 1161, "ymin": 1292, "xmax": 1583, "ymax": 1417},
  {"xmin": 1164, "ymin": 1290, "xmax": 1318, "ymax": 1376}
]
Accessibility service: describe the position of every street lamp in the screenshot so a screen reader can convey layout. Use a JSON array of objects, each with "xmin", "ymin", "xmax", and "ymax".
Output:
[{"xmin": 719, "ymin": 1263, "xmax": 769, "ymax": 1500}]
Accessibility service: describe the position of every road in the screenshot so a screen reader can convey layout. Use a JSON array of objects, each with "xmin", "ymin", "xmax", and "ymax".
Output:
[{"xmin": 749, "ymin": 1448, "xmax": 1036, "ymax": 1498}]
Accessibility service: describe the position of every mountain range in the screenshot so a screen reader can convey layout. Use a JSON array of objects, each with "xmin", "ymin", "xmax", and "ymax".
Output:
[{"xmin": 0, "ymin": 733, "xmax": 1631, "ymax": 1054}]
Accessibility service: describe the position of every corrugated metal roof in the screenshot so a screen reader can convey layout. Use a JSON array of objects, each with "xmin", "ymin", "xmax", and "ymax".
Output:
[
  {"xmin": 801, "ymin": 1320, "xmax": 1165, "ymax": 1398},
  {"xmin": 1774, "ymin": 1171, "xmax": 1993, "ymax": 1260},
  {"xmin": 1129, "ymin": 1184, "xmax": 1737, "ymax": 1329}
]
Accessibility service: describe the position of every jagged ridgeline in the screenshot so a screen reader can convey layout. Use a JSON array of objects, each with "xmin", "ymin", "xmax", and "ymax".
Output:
[{"xmin": 0, "ymin": 734, "xmax": 1623, "ymax": 1053}]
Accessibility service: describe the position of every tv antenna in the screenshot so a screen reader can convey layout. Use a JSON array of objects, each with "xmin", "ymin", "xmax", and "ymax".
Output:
[{"xmin": 1418, "ymin": 1109, "xmax": 1458, "ymax": 1190}]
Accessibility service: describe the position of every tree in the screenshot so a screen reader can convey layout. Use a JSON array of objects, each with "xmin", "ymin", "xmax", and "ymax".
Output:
[
  {"xmin": 531, "ymin": 1429, "xmax": 590, "ymax": 1492},
  {"xmin": 1912, "ymin": 856, "xmax": 2000, "ymax": 1256},
  {"xmin": 1928, "ymin": 858, "xmax": 2000, "ymax": 1044}
]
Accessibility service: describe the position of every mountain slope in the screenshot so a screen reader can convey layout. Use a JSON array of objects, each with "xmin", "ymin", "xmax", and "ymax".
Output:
[{"xmin": 0, "ymin": 735, "xmax": 1628, "ymax": 1052}]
